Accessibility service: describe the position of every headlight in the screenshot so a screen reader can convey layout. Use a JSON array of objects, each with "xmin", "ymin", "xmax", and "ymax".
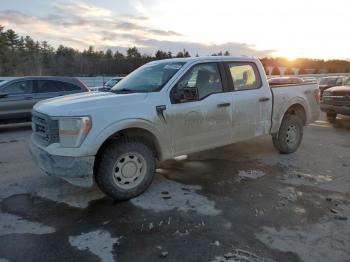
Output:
[
  {"xmin": 58, "ymin": 117, "xmax": 92, "ymax": 147},
  {"xmin": 323, "ymin": 91, "xmax": 331, "ymax": 97}
]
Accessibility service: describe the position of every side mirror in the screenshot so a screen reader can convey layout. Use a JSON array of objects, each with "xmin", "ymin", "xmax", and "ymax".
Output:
[
  {"xmin": 0, "ymin": 92, "xmax": 8, "ymax": 98},
  {"xmin": 183, "ymin": 86, "xmax": 199, "ymax": 101},
  {"xmin": 171, "ymin": 86, "xmax": 199, "ymax": 103}
]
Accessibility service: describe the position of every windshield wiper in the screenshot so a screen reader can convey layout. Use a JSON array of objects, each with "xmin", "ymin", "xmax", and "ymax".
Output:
[{"xmin": 111, "ymin": 88, "xmax": 135, "ymax": 93}]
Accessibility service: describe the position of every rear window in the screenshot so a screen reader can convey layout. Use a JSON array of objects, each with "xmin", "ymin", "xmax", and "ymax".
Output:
[{"xmin": 227, "ymin": 62, "xmax": 262, "ymax": 91}]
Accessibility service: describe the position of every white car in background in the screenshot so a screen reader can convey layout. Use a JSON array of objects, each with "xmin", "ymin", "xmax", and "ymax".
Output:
[{"xmin": 90, "ymin": 77, "xmax": 124, "ymax": 92}]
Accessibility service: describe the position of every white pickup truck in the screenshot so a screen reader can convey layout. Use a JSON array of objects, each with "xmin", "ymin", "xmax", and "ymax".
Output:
[{"xmin": 30, "ymin": 56, "xmax": 320, "ymax": 200}]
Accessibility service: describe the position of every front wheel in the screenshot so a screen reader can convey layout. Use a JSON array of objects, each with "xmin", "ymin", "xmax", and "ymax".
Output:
[
  {"xmin": 272, "ymin": 115, "xmax": 303, "ymax": 154},
  {"xmin": 95, "ymin": 139, "xmax": 156, "ymax": 200}
]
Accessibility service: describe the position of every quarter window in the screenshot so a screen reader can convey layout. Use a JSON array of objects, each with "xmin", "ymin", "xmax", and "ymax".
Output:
[
  {"xmin": 172, "ymin": 63, "xmax": 223, "ymax": 103},
  {"xmin": 228, "ymin": 63, "xmax": 261, "ymax": 91}
]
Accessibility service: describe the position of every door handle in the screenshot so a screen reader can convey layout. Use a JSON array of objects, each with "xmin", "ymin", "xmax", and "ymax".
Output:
[
  {"xmin": 156, "ymin": 105, "xmax": 166, "ymax": 122},
  {"xmin": 259, "ymin": 97, "xmax": 270, "ymax": 102},
  {"xmin": 217, "ymin": 103, "xmax": 231, "ymax": 108},
  {"xmin": 24, "ymin": 96, "xmax": 33, "ymax": 100}
]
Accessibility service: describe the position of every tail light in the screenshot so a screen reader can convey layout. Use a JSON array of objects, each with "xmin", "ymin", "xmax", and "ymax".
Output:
[
  {"xmin": 79, "ymin": 80, "xmax": 90, "ymax": 92},
  {"xmin": 315, "ymin": 89, "xmax": 320, "ymax": 104}
]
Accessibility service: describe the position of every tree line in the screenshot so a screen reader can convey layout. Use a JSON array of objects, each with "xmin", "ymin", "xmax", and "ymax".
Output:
[{"xmin": 0, "ymin": 25, "xmax": 349, "ymax": 76}]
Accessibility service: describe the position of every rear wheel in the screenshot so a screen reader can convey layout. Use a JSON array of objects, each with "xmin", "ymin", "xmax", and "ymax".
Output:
[
  {"xmin": 326, "ymin": 112, "xmax": 337, "ymax": 123},
  {"xmin": 95, "ymin": 139, "xmax": 155, "ymax": 200},
  {"xmin": 272, "ymin": 115, "xmax": 303, "ymax": 154}
]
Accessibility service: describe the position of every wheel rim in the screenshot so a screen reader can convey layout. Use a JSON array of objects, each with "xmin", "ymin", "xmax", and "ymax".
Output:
[
  {"xmin": 286, "ymin": 125, "xmax": 299, "ymax": 146},
  {"xmin": 112, "ymin": 152, "xmax": 147, "ymax": 190}
]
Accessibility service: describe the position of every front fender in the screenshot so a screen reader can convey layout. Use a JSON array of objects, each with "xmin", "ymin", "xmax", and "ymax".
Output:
[{"xmin": 91, "ymin": 118, "xmax": 172, "ymax": 160}]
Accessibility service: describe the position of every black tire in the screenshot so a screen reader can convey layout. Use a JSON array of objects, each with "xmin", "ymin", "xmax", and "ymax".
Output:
[
  {"xmin": 95, "ymin": 139, "xmax": 156, "ymax": 200},
  {"xmin": 326, "ymin": 112, "xmax": 337, "ymax": 123},
  {"xmin": 272, "ymin": 115, "xmax": 303, "ymax": 154}
]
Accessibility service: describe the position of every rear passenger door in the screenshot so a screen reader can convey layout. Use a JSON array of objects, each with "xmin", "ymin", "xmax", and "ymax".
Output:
[
  {"xmin": 33, "ymin": 80, "xmax": 64, "ymax": 102},
  {"xmin": 225, "ymin": 62, "xmax": 272, "ymax": 142},
  {"xmin": 0, "ymin": 80, "xmax": 34, "ymax": 120}
]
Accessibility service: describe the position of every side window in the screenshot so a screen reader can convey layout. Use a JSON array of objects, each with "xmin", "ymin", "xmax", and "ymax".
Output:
[
  {"xmin": 228, "ymin": 63, "xmax": 262, "ymax": 91},
  {"xmin": 62, "ymin": 82, "xmax": 81, "ymax": 91},
  {"xmin": 34, "ymin": 80, "xmax": 64, "ymax": 93},
  {"xmin": 171, "ymin": 63, "xmax": 223, "ymax": 103},
  {"xmin": 2, "ymin": 81, "xmax": 32, "ymax": 95}
]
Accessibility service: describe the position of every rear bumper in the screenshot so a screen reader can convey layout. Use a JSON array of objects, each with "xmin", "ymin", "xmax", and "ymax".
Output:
[
  {"xmin": 320, "ymin": 104, "xmax": 350, "ymax": 115},
  {"xmin": 29, "ymin": 137, "xmax": 95, "ymax": 187}
]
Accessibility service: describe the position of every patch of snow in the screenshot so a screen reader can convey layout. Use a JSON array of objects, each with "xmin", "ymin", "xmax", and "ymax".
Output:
[
  {"xmin": 0, "ymin": 212, "xmax": 55, "ymax": 236},
  {"xmin": 130, "ymin": 176, "xmax": 221, "ymax": 216},
  {"xmin": 238, "ymin": 170, "xmax": 266, "ymax": 179},
  {"xmin": 211, "ymin": 248, "xmax": 275, "ymax": 262},
  {"xmin": 69, "ymin": 230, "xmax": 121, "ymax": 262}
]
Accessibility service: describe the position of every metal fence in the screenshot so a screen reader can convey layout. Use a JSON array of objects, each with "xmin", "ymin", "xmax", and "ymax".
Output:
[
  {"xmin": 1, "ymin": 73, "xmax": 350, "ymax": 87},
  {"xmin": 0, "ymin": 76, "xmax": 116, "ymax": 87}
]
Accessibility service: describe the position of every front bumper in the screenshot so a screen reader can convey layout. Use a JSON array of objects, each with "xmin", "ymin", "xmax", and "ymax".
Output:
[
  {"xmin": 320, "ymin": 104, "xmax": 350, "ymax": 115},
  {"xmin": 29, "ymin": 138, "xmax": 95, "ymax": 187}
]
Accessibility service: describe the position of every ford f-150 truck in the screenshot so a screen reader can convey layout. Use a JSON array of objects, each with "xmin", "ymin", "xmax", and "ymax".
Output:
[{"xmin": 30, "ymin": 56, "xmax": 320, "ymax": 200}]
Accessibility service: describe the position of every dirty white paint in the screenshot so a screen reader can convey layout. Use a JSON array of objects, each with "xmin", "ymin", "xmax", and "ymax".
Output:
[
  {"xmin": 0, "ymin": 212, "xmax": 55, "ymax": 236},
  {"xmin": 212, "ymin": 248, "xmax": 275, "ymax": 262},
  {"xmin": 131, "ymin": 176, "xmax": 221, "ymax": 216},
  {"xmin": 69, "ymin": 230, "xmax": 121, "ymax": 262},
  {"xmin": 35, "ymin": 184, "xmax": 104, "ymax": 208},
  {"xmin": 238, "ymin": 170, "xmax": 266, "ymax": 179},
  {"xmin": 256, "ymin": 205, "xmax": 350, "ymax": 262}
]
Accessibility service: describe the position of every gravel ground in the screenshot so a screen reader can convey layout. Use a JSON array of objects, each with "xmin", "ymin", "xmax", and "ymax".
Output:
[{"xmin": 0, "ymin": 113, "xmax": 349, "ymax": 262}]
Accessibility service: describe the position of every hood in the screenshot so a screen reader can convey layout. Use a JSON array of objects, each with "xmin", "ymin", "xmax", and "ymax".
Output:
[
  {"xmin": 326, "ymin": 85, "xmax": 350, "ymax": 96},
  {"xmin": 319, "ymin": 84, "xmax": 332, "ymax": 90},
  {"xmin": 34, "ymin": 91, "xmax": 148, "ymax": 116}
]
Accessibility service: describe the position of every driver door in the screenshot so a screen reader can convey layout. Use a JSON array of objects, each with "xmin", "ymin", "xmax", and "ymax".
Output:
[{"xmin": 165, "ymin": 62, "xmax": 233, "ymax": 156}]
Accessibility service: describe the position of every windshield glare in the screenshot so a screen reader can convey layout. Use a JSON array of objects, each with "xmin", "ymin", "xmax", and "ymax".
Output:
[
  {"xmin": 112, "ymin": 61, "xmax": 185, "ymax": 92},
  {"xmin": 105, "ymin": 78, "xmax": 120, "ymax": 87}
]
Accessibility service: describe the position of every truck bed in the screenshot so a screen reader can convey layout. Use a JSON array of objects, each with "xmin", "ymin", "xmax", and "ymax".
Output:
[{"xmin": 270, "ymin": 82, "xmax": 320, "ymax": 134}]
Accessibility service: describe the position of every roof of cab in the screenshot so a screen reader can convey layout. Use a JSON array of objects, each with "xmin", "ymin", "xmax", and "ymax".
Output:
[{"xmin": 149, "ymin": 55, "xmax": 260, "ymax": 64}]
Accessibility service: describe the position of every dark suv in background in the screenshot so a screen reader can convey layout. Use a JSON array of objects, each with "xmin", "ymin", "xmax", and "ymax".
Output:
[{"xmin": 0, "ymin": 77, "xmax": 89, "ymax": 124}]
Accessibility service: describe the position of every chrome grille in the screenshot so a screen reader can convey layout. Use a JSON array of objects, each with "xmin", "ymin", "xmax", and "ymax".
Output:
[
  {"xmin": 32, "ymin": 111, "xmax": 59, "ymax": 146},
  {"xmin": 323, "ymin": 96, "xmax": 350, "ymax": 107}
]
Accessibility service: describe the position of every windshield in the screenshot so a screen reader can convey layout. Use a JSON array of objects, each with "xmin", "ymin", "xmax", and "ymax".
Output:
[
  {"xmin": 344, "ymin": 78, "xmax": 350, "ymax": 86},
  {"xmin": 319, "ymin": 78, "xmax": 337, "ymax": 85},
  {"xmin": 111, "ymin": 61, "xmax": 185, "ymax": 93},
  {"xmin": 105, "ymin": 78, "xmax": 121, "ymax": 88},
  {"xmin": 0, "ymin": 80, "xmax": 8, "ymax": 87}
]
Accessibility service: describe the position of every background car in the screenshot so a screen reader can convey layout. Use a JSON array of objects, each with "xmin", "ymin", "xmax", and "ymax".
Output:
[
  {"xmin": 268, "ymin": 77, "xmax": 305, "ymax": 86},
  {"xmin": 321, "ymin": 77, "xmax": 350, "ymax": 122},
  {"xmin": 0, "ymin": 76, "xmax": 89, "ymax": 124},
  {"xmin": 90, "ymin": 76, "xmax": 124, "ymax": 92},
  {"xmin": 319, "ymin": 76, "xmax": 347, "ymax": 99}
]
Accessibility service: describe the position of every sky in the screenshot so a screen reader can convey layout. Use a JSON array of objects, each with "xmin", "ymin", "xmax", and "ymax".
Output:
[{"xmin": 0, "ymin": 0, "xmax": 349, "ymax": 59}]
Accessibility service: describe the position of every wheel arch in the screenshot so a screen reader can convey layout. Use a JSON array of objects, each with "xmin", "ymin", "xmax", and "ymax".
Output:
[
  {"xmin": 271, "ymin": 99, "xmax": 308, "ymax": 134},
  {"xmin": 92, "ymin": 119, "xmax": 171, "ymax": 162}
]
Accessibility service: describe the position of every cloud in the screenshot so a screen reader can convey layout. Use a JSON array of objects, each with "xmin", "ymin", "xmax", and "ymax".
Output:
[{"xmin": 0, "ymin": 1, "xmax": 273, "ymax": 57}]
